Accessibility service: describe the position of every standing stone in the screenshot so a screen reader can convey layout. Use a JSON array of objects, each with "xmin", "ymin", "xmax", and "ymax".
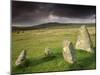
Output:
[
  {"xmin": 75, "ymin": 25, "xmax": 93, "ymax": 53},
  {"xmin": 15, "ymin": 50, "xmax": 27, "ymax": 66},
  {"xmin": 63, "ymin": 40, "xmax": 76, "ymax": 64},
  {"xmin": 44, "ymin": 47, "xmax": 53, "ymax": 57}
]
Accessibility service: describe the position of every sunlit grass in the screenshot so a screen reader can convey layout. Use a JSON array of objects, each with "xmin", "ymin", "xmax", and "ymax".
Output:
[{"xmin": 12, "ymin": 25, "xmax": 96, "ymax": 74}]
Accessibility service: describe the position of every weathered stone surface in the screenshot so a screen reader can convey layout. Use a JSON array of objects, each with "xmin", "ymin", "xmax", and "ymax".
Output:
[
  {"xmin": 15, "ymin": 50, "xmax": 27, "ymax": 66},
  {"xmin": 75, "ymin": 25, "xmax": 93, "ymax": 53},
  {"xmin": 63, "ymin": 40, "xmax": 76, "ymax": 64},
  {"xmin": 44, "ymin": 47, "xmax": 53, "ymax": 57}
]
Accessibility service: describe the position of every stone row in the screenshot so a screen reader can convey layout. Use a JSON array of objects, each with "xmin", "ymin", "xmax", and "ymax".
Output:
[{"xmin": 15, "ymin": 25, "xmax": 94, "ymax": 66}]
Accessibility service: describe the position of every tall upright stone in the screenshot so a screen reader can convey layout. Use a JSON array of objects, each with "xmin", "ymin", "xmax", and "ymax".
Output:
[
  {"xmin": 63, "ymin": 40, "xmax": 76, "ymax": 64},
  {"xmin": 75, "ymin": 25, "xmax": 93, "ymax": 53},
  {"xmin": 15, "ymin": 50, "xmax": 27, "ymax": 66}
]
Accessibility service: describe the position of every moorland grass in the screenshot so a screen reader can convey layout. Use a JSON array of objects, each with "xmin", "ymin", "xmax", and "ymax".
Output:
[{"xmin": 12, "ymin": 25, "xmax": 96, "ymax": 74}]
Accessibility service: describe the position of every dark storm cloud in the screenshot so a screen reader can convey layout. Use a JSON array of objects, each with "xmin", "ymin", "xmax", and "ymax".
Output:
[
  {"xmin": 12, "ymin": 1, "xmax": 55, "ymax": 18},
  {"xmin": 12, "ymin": 1, "xmax": 96, "ymax": 26},
  {"xmin": 53, "ymin": 4, "xmax": 96, "ymax": 18}
]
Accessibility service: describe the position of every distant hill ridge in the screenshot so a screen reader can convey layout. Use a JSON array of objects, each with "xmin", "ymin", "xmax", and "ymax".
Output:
[{"xmin": 12, "ymin": 22, "xmax": 95, "ymax": 31}]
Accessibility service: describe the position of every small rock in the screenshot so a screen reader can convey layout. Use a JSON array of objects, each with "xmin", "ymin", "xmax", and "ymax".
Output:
[{"xmin": 44, "ymin": 47, "xmax": 53, "ymax": 57}]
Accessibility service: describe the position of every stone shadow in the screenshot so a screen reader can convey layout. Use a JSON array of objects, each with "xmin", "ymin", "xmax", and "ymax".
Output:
[{"xmin": 68, "ymin": 50, "xmax": 96, "ymax": 71}]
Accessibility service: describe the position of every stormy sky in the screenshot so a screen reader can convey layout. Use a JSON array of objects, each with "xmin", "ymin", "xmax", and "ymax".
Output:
[{"xmin": 12, "ymin": 1, "xmax": 96, "ymax": 26}]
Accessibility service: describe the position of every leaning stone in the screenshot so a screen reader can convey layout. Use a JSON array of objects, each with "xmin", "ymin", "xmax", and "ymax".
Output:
[
  {"xmin": 44, "ymin": 47, "xmax": 53, "ymax": 57},
  {"xmin": 15, "ymin": 50, "xmax": 27, "ymax": 66},
  {"xmin": 75, "ymin": 25, "xmax": 93, "ymax": 53},
  {"xmin": 63, "ymin": 40, "xmax": 76, "ymax": 64}
]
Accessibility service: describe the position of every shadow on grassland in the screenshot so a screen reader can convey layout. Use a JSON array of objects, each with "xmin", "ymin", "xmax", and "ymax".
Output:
[
  {"xmin": 12, "ymin": 55, "xmax": 56, "ymax": 74},
  {"xmin": 68, "ymin": 49, "xmax": 96, "ymax": 71},
  {"xmin": 27, "ymin": 51, "xmax": 63, "ymax": 67},
  {"xmin": 27, "ymin": 55, "xmax": 56, "ymax": 67},
  {"xmin": 12, "ymin": 51, "xmax": 63, "ymax": 74}
]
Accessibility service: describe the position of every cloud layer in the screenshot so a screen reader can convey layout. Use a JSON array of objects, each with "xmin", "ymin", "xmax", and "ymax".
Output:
[{"xmin": 12, "ymin": 1, "xmax": 96, "ymax": 26}]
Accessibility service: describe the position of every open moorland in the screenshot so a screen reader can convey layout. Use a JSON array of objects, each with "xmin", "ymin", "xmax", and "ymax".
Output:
[{"xmin": 12, "ymin": 23, "xmax": 96, "ymax": 74}]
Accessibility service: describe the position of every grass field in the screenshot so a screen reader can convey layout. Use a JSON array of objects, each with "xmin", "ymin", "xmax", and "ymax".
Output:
[{"xmin": 12, "ymin": 24, "xmax": 96, "ymax": 74}]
